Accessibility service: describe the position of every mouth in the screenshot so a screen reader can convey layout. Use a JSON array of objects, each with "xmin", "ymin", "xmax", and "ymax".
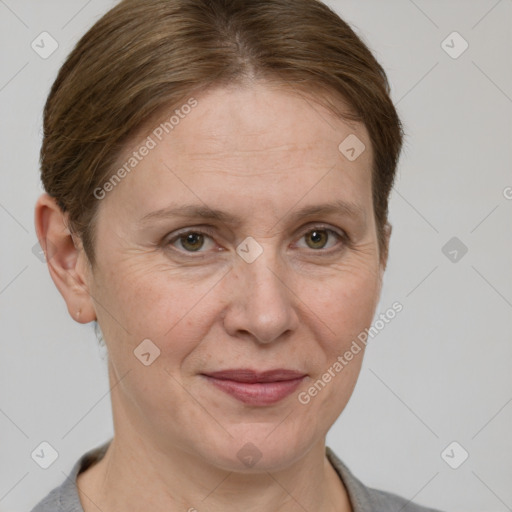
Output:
[{"xmin": 201, "ymin": 369, "xmax": 307, "ymax": 406}]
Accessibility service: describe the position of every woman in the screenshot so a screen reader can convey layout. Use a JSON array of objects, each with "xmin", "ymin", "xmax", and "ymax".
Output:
[{"xmin": 31, "ymin": 0, "xmax": 443, "ymax": 510}]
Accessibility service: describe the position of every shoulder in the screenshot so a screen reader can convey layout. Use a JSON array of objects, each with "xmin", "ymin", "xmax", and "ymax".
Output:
[
  {"xmin": 30, "ymin": 486, "xmax": 63, "ymax": 512},
  {"xmin": 29, "ymin": 471, "xmax": 79, "ymax": 512},
  {"xmin": 30, "ymin": 441, "xmax": 111, "ymax": 512},
  {"xmin": 326, "ymin": 446, "xmax": 444, "ymax": 512}
]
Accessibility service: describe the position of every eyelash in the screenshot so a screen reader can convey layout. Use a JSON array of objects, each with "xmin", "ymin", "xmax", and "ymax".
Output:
[{"xmin": 163, "ymin": 224, "xmax": 349, "ymax": 257}]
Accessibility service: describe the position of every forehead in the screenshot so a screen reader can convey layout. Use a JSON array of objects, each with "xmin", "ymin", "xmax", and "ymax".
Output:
[
  {"xmin": 165, "ymin": 82, "xmax": 364, "ymax": 150},
  {"xmin": 101, "ymin": 81, "xmax": 374, "ymax": 223}
]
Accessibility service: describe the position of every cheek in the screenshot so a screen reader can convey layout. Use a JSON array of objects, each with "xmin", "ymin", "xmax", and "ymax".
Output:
[
  {"xmin": 338, "ymin": 274, "xmax": 380, "ymax": 333},
  {"xmin": 96, "ymin": 263, "xmax": 216, "ymax": 414},
  {"xmin": 295, "ymin": 270, "xmax": 378, "ymax": 425},
  {"xmin": 298, "ymin": 264, "xmax": 381, "ymax": 347},
  {"xmin": 95, "ymin": 258, "xmax": 218, "ymax": 340}
]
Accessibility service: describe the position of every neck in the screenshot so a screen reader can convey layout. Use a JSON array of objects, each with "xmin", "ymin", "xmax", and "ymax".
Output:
[{"xmin": 77, "ymin": 433, "xmax": 352, "ymax": 512}]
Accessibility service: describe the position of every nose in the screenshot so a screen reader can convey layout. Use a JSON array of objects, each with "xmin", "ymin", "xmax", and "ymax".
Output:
[{"xmin": 222, "ymin": 247, "xmax": 300, "ymax": 345}]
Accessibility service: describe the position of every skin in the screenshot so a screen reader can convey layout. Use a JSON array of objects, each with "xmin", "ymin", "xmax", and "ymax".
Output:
[{"xmin": 35, "ymin": 80, "xmax": 390, "ymax": 512}]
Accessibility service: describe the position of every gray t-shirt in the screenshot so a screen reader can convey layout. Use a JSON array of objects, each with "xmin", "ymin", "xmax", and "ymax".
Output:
[{"xmin": 30, "ymin": 441, "xmax": 443, "ymax": 512}]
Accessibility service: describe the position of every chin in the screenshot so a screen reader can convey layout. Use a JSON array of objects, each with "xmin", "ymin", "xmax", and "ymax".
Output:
[{"xmin": 191, "ymin": 424, "xmax": 316, "ymax": 473}]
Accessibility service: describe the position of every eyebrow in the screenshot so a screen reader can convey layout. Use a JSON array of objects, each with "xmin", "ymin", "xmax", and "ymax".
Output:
[{"xmin": 138, "ymin": 199, "xmax": 366, "ymax": 228}]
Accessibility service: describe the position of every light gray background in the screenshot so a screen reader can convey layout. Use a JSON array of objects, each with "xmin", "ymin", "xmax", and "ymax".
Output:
[{"xmin": 1, "ymin": 1, "xmax": 511, "ymax": 511}]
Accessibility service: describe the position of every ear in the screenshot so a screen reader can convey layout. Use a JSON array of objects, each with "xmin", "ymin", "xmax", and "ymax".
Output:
[
  {"xmin": 34, "ymin": 193, "xmax": 97, "ymax": 323},
  {"xmin": 379, "ymin": 221, "xmax": 392, "ymax": 273}
]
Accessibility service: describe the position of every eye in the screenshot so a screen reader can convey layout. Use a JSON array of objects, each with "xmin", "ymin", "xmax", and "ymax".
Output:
[
  {"xmin": 167, "ymin": 230, "xmax": 217, "ymax": 253},
  {"xmin": 295, "ymin": 226, "xmax": 346, "ymax": 251},
  {"xmin": 164, "ymin": 225, "xmax": 347, "ymax": 256}
]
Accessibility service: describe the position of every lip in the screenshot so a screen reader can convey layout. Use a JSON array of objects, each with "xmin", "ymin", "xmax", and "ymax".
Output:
[{"xmin": 201, "ymin": 368, "xmax": 307, "ymax": 406}]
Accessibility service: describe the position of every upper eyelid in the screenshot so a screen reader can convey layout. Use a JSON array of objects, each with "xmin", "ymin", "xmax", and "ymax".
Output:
[{"xmin": 168, "ymin": 223, "xmax": 345, "ymax": 239}]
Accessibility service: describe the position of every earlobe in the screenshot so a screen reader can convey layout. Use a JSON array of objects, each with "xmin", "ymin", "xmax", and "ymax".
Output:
[{"xmin": 34, "ymin": 193, "xmax": 97, "ymax": 323}]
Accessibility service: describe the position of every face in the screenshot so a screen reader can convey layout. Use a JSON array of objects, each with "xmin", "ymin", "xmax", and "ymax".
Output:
[{"xmin": 81, "ymin": 81, "xmax": 386, "ymax": 471}]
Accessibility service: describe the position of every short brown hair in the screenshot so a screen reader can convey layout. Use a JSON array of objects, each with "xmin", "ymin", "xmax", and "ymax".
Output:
[{"xmin": 40, "ymin": 0, "xmax": 404, "ymax": 266}]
